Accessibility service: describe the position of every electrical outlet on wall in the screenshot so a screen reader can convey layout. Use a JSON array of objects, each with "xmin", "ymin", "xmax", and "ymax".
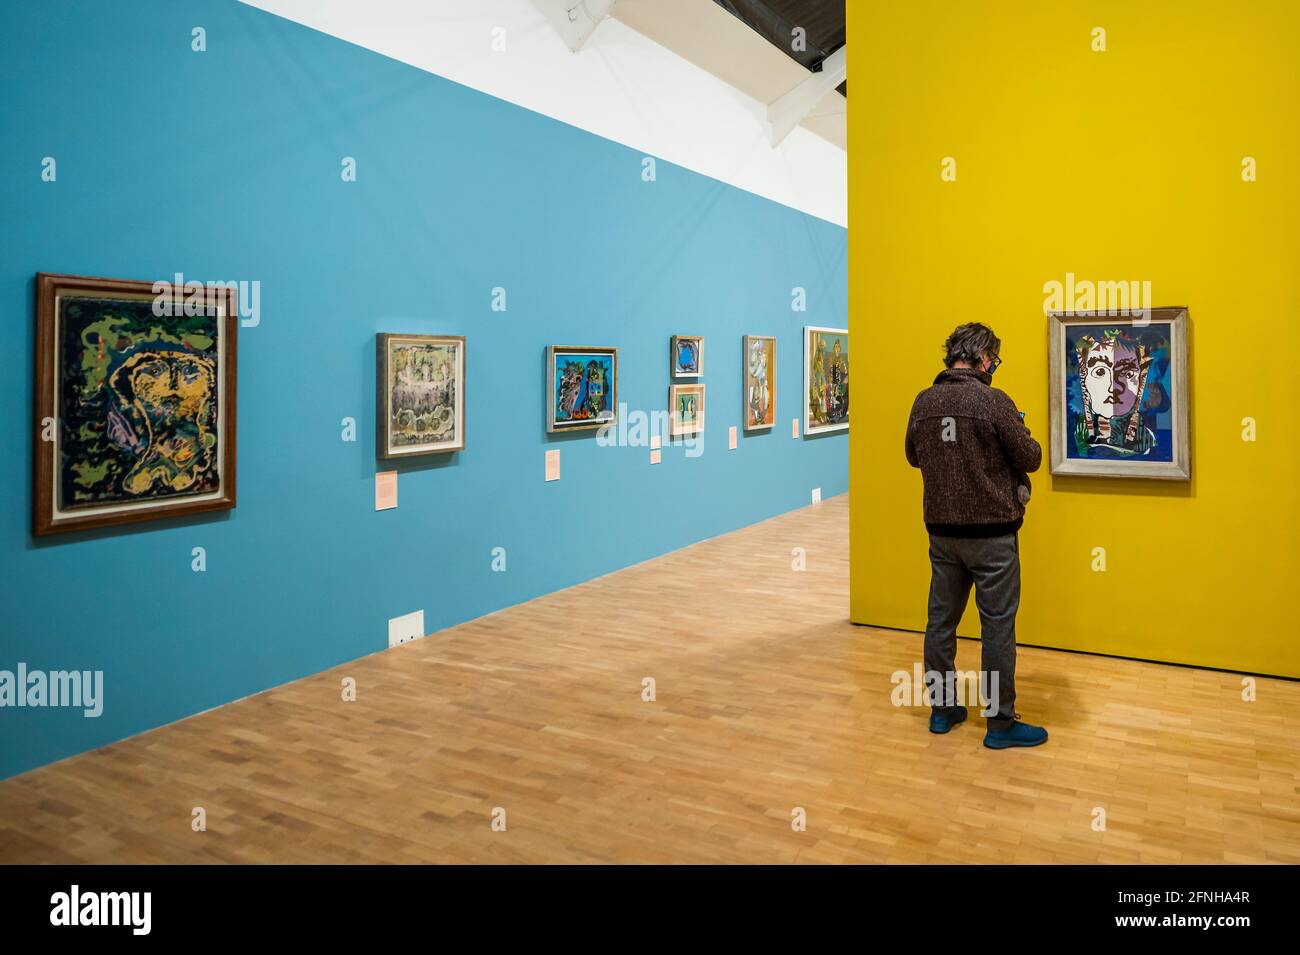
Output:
[
  {"xmin": 388, "ymin": 610, "xmax": 425, "ymax": 648},
  {"xmin": 812, "ymin": 487, "xmax": 822, "ymax": 504}
]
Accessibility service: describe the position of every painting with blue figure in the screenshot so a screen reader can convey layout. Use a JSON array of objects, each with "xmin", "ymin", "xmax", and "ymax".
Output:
[
  {"xmin": 1064, "ymin": 322, "xmax": 1173, "ymax": 462},
  {"xmin": 547, "ymin": 346, "xmax": 618, "ymax": 432},
  {"xmin": 671, "ymin": 335, "xmax": 703, "ymax": 377}
]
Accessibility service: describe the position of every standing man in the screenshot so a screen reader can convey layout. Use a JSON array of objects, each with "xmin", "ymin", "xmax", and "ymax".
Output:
[{"xmin": 904, "ymin": 323, "xmax": 1047, "ymax": 749}]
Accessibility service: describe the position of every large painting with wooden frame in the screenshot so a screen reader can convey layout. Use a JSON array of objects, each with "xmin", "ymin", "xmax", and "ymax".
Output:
[
  {"xmin": 1048, "ymin": 307, "xmax": 1190, "ymax": 480},
  {"xmin": 33, "ymin": 273, "xmax": 238, "ymax": 535}
]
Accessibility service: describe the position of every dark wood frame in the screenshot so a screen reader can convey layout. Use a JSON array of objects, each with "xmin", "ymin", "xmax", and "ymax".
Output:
[
  {"xmin": 33, "ymin": 272, "xmax": 238, "ymax": 536},
  {"xmin": 375, "ymin": 333, "xmax": 467, "ymax": 459},
  {"xmin": 546, "ymin": 345, "xmax": 619, "ymax": 433}
]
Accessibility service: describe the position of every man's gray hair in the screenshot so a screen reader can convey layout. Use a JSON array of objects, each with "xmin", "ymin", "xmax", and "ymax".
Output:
[{"xmin": 944, "ymin": 323, "xmax": 1002, "ymax": 368}]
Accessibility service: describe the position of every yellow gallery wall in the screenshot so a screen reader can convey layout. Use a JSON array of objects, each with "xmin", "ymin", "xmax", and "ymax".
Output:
[{"xmin": 847, "ymin": 1, "xmax": 1300, "ymax": 677}]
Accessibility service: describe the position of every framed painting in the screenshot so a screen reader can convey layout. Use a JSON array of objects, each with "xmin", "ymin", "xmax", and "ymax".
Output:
[
  {"xmin": 669, "ymin": 383, "xmax": 705, "ymax": 436},
  {"xmin": 1048, "ymin": 308, "xmax": 1190, "ymax": 480},
  {"xmin": 803, "ymin": 325, "xmax": 849, "ymax": 435},
  {"xmin": 670, "ymin": 335, "xmax": 703, "ymax": 377},
  {"xmin": 547, "ymin": 345, "xmax": 618, "ymax": 432},
  {"xmin": 33, "ymin": 272, "xmax": 237, "ymax": 536},
  {"xmin": 376, "ymin": 333, "xmax": 466, "ymax": 459},
  {"xmin": 743, "ymin": 335, "xmax": 776, "ymax": 431}
]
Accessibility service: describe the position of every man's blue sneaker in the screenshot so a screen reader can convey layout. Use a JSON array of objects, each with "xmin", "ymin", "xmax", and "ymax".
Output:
[
  {"xmin": 929, "ymin": 707, "xmax": 968, "ymax": 734},
  {"xmin": 983, "ymin": 720, "xmax": 1049, "ymax": 749}
]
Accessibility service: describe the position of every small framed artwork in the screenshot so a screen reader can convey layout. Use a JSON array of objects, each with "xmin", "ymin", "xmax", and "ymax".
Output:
[
  {"xmin": 376, "ymin": 333, "xmax": 466, "ymax": 459},
  {"xmin": 547, "ymin": 345, "xmax": 618, "ymax": 432},
  {"xmin": 1048, "ymin": 308, "xmax": 1190, "ymax": 480},
  {"xmin": 743, "ymin": 335, "xmax": 776, "ymax": 430},
  {"xmin": 33, "ymin": 272, "xmax": 237, "ymax": 536},
  {"xmin": 670, "ymin": 335, "xmax": 703, "ymax": 377},
  {"xmin": 669, "ymin": 383, "xmax": 705, "ymax": 436},
  {"xmin": 803, "ymin": 325, "xmax": 849, "ymax": 435}
]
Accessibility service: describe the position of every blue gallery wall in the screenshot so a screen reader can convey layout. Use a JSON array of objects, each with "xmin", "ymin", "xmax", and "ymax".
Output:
[{"xmin": 0, "ymin": 0, "xmax": 847, "ymax": 779}]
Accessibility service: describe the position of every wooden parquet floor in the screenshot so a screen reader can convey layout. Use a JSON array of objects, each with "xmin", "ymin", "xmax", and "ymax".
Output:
[{"xmin": 1, "ymin": 495, "xmax": 1297, "ymax": 863}]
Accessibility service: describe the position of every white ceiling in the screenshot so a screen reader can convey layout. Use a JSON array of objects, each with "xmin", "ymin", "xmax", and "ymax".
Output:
[
  {"xmin": 240, "ymin": 0, "xmax": 847, "ymax": 225},
  {"xmin": 611, "ymin": 0, "xmax": 846, "ymax": 149}
]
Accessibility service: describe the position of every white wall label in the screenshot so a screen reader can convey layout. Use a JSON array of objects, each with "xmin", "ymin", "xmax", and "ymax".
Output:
[
  {"xmin": 545, "ymin": 449, "xmax": 560, "ymax": 481},
  {"xmin": 375, "ymin": 471, "xmax": 397, "ymax": 510},
  {"xmin": 650, "ymin": 434, "xmax": 662, "ymax": 450},
  {"xmin": 792, "ymin": 418, "xmax": 800, "ymax": 439},
  {"xmin": 650, "ymin": 449, "xmax": 662, "ymax": 465},
  {"xmin": 811, "ymin": 487, "xmax": 821, "ymax": 504},
  {"xmin": 728, "ymin": 426, "xmax": 737, "ymax": 450}
]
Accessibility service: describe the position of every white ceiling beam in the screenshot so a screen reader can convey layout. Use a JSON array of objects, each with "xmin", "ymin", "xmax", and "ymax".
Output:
[
  {"xmin": 532, "ymin": 0, "xmax": 618, "ymax": 52},
  {"xmin": 766, "ymin": 44, "xmax": 846, "ymax": 147}
]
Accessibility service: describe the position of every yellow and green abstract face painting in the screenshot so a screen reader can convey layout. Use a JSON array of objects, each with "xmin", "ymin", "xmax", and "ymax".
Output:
[{"xmin": 57, "ymin": 295, "xmax": 222, "ymax": 510}]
